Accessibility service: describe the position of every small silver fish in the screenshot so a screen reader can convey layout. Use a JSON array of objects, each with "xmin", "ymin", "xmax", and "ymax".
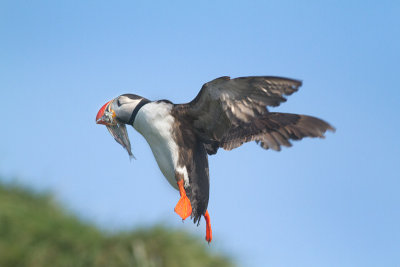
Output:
[{"xmin": 106, "ymin": 123, "xmax": 135, "ymax": 159}]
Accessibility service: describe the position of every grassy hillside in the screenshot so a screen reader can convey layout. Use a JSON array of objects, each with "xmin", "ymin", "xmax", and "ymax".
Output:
[{"xmin": 0, "ymin": 182, "xmax": 233, "ymax": 267}]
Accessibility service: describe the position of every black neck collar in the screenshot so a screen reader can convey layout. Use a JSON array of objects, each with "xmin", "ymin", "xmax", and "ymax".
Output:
[{"xmin": 127, "ymin": 99, "xmax": 150, "ymax": 125}]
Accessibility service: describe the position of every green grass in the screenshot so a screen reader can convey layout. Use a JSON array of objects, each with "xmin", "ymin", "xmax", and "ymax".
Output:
[{"xmin": 0, "ymin": 182, "xmax": 233, "ymax": 267}]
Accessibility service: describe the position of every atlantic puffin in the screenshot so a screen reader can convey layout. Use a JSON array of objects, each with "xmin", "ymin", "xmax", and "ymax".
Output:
[{"xmin": 95, "ymin": 76, "xmax": 334, "ymax": 243}]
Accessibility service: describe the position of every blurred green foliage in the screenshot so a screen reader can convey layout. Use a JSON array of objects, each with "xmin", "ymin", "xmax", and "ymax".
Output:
[{"xmin": 0, "ymin": 182, "xmax": 234, "ymax": 267}]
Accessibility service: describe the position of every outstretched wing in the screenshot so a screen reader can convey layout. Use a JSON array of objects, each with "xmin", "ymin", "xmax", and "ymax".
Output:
[
  {"xmin": 175, "ymin": 76, "xmax": 302, "ymax": 138},
  {"xmin": 174, "ymin": 76, "xmax": 334, "ymax": 154}
]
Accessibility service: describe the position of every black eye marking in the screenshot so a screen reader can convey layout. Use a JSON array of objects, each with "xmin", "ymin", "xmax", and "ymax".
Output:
[{"xmin": 117, "ymin": 99, "xmax": 122, "ymax": 107}]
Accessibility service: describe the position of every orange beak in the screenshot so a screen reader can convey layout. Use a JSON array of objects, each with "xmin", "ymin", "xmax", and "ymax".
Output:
[{"xmin": 96, "ymin": 100, "xmax": 115, "ymax": 125}]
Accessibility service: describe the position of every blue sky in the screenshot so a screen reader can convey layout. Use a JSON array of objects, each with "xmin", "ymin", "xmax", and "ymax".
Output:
[{"xmin": 1, "ymin": 1, "xmax": 399, "ymax": 266}]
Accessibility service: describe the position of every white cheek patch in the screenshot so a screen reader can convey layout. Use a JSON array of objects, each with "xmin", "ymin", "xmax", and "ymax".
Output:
[{"xmin": 114, "ymin": 97, "xmax": 144, "ymax": 124}]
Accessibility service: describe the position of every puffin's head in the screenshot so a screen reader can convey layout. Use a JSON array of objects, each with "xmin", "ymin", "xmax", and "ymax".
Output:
[
  {"xmin": 96, "ymin": 94, "xmax": 149, "ymax": 126},
  {"xmin": 96, "ymin": 94, "xmax": 150, "ymax": 158}
]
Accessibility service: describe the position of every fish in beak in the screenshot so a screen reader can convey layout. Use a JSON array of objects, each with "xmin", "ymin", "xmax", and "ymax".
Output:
[
  {"xmin": 96, "ymin": 99, "xmax": 134, "ymax": 158},
  {"xmin": 96, "ymin": 100, "xmax": 116, "ymax": 125}
]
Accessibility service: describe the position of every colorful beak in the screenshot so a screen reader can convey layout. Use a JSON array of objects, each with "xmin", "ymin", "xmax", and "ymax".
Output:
[{"xmin": 96, "ymin": 100, "xmax": 114, "ymax": 125}]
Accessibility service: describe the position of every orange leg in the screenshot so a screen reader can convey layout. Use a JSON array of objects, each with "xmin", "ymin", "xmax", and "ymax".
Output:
[
  {"xmin": 174, "ymin": 180, "xmax": 192, "ymax": 220},
  {"xmin": 204, "ymin": 210, "xmax": 212, "ymax": 243}
]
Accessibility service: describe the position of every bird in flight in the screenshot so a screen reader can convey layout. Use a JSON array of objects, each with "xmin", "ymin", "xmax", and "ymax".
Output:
[{"xmin": 96, "ymin": 76, "xmax": 334, "ymax": 243}]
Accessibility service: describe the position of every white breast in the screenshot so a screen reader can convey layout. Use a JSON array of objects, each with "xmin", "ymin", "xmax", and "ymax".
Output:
[{"xmin": 133, "ymin": 102, "xmax": 189, "ymax": 189}]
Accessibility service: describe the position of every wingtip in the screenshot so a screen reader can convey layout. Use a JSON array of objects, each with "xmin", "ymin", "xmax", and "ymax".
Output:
[{"xmin": 328, "ymin": 125, "xmax": 336, "ymax": 133}]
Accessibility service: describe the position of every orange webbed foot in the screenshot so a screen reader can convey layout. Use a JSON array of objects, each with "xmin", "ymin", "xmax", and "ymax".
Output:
[
  {"xmin": 174, "ymin": 195, "xmax": 192, "ymax": 220},
  {"xmin": 204, "ymin": 210, "xmax": 212, "ymax": 243},
  {"xmin": 174, "ymin": 180, "xmax": 192, "ymax": 220}
]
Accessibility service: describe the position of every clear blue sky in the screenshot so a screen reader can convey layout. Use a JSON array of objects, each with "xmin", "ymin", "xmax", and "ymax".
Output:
[{"xmin": 1, "ymin": 1, "xmax": 399, "ymax": 266}]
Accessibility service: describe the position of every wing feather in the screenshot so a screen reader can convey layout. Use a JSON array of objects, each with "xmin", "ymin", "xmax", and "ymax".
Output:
[
  {"xmin": 176, "ymin": 76, "xmax": 302, "ymax": 140},
  {"xmin": 220, "ymin": 113, "xmax": 334, "ymax": 152}
]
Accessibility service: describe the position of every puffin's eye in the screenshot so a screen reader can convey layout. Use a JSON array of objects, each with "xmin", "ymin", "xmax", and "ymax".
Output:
[{"xmin": 117, "ymin": 99, "xmax": 122, "ymax": 107}]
